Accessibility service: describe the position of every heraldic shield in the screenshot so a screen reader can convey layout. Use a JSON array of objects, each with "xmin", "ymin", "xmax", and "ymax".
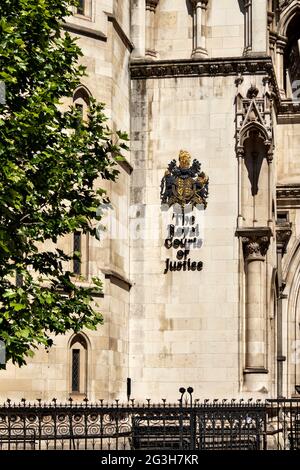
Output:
[{"xmin": 160, "ymin": 150, "xmax": 209, "ymax": 208}]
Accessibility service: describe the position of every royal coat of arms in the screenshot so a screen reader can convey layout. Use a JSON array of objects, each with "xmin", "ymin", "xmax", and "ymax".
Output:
[{"xmin": 160, "ymin": 150, "xmax": 209, "ymax": 208}]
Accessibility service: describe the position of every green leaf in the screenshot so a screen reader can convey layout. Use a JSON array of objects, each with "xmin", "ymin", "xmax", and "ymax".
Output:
[{"xmin": 0, "ymin": 0, "xmax": 127, "ymax": 366}]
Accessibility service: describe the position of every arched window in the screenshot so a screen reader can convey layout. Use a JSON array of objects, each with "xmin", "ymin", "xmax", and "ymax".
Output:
[
  {"xmin": 70, "ymin": 334, "xmax": 88, "ymax": 395},
  {"xmin": 283, "ymin": 11, "xmax": 300, "ymax": 97},
  {"xmin": 73, "ymin": 85, "xmax": 91, "ymax": 123},
  {"xmin": 71, "ymin": 86, "xmax": 92, "ymax": 278}
]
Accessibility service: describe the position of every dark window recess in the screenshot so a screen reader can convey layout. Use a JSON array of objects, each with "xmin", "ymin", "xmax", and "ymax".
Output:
[
  {"xmin": 73, "ymin": 231, "xmax": 81, "ymax": 275},
  {"xmin": 75, "ymin": 103, "xmax": 83, "ymax": 128},
  {"xmin": 76, "ymin": 0, "xmax": 85, "ymax": 15},
  {"xmin": 277, "ymin": 212, "xmax": 289, "ymax": 225},
  {"xmin": 72, "ymin": 349, "xmax": 80, "ymax": 392}
]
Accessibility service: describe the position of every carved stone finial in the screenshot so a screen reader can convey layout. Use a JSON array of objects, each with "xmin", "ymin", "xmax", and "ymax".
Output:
[
  {"xmin": 190, "ymin": 0, "xmax": 209, "ymax": 6},
  {"xmin": 247, "ymin": 85, "xmax": 259, "ymax": 99},
  {"xmin": 236, "ymin": 146, "xmax": 245, "ymax": 159},
  {"xmin": 235, "ymin": 74, "xmax": 244, "ymax": 88}
]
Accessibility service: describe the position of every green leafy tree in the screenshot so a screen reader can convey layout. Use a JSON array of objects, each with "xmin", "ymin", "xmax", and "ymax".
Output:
[{"xmin": 0, "ymin": 0, "xmax": 128, "ymax": 365}]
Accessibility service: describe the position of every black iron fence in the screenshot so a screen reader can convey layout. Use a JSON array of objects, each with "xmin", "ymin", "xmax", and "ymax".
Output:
[{"xmin": 0, "ymin": 398, "xmax": 299, "ymax": 450}]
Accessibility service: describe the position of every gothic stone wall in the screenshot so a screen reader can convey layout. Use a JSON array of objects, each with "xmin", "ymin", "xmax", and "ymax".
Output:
[{"xmin": 130, "ymin": 74, "xmax": 241, "ymax": 400}]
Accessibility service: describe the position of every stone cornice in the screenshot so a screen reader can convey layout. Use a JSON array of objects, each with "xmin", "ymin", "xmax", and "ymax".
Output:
[
  {"xmin": 130, "ymin": 56, "xmax": 274, "ymax": 80},
  {"xmin": 278, "ymin": 100, "xmax": 300, "ymax": 123},
  {"xmin": 277, "ymin": 184, "xmax": 300, "ymax": 208},
  {"xmin": 130, "ymin": 56, "xmax": 300, "ymax": 120}
]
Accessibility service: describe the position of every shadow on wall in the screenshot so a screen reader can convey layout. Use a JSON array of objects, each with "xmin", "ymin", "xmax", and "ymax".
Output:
[
  {"xmin": 238, "ymin": 0, "xmax": 245, "ymax": 14},
  {"xmin": 186, "ymin": 0, "xmax": 193, "ymax": 17},
  {"xmin": 244, "ymin": 134, "xmax": 266, "ymax": 196}
]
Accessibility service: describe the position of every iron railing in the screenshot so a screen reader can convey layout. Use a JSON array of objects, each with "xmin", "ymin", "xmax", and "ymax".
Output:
[{"xmin": 0, "ymin": 398, "xmax": 299, "ymax": 450}]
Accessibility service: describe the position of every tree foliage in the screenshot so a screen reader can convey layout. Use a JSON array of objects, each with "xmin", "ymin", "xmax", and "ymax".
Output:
[{"xmin": 0, "ymin": 0, "xmax": 127, "ymax": 365}]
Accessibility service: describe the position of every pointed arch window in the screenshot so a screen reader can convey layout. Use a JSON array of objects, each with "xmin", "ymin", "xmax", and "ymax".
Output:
[
  {"xmin": 70, "ymin": 334, "xmax": 88, "ymax": 395},
  {"xmin": 73, "ymin": 86, "xmax": 91, "ymax": 123},
  {"xmin": 283, "ymin": 11, "xmax": 300, "ymax": 97}
]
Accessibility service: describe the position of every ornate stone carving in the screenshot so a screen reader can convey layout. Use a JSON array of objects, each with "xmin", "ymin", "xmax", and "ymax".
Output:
[
  {"xmin": 160, "ymin": 150, "xmax": 209, "ymax": 208},
  {"xmin": 246, "ymin": 85, "xmax": 259, "ymax": 99},
  {"xmin": 146, "ymin": 0, "xmax": 159, "ymax": 11},
  {"xmin": 278, "ymin": 0, "xmax": 294, "ymax": 12},
  {"xmin": 242, "ymin": 236, "xmax": 270, "ymax": 259},
  {"xmin": 190, "ymin": 0, "xmax": 209, "ymax": 6},
  {"xmin": 236, "ymin": 228, "xmax": 272, "ymax": 260},
  {"xmin": 276, "ymin": 223, "xmax": 292, "ymax": 253},
  {"xmin": 130, "ymin": 49, "xmax": 300, "ymax": 123},
  {"xmin": 235, "ymin": 81, "xmax": 274, "ymax": 159},
  {"xmin": 130, "ymin": 57, "xmax": 274, "ymax": 79}
]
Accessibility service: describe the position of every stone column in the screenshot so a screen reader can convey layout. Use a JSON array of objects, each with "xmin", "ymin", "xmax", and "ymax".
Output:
[
  {"xmin": 251, "ymin": 0, "xmax": 268, "ymax": 54},
  {"xmin": 276, "ymin": 223, "xmax": 292, "ymax": 397},
  {"xmin": 191, "ymin": 0, "xmax": 208, "ymax": 58},
  {"xmin": 145, "ymin": 0, "xmax": 159, "ymax": 59},
  {"xmin": 243, "ymin": 0, "xmax": 252, "ymax": 55},
  {"xmin": 276, "ymin": 37, "xmax": 288, "ymax": 98},
  {"xmin": 243, "ymin": 0, "xmax": 268, "ymax": 55},
  {"xmin": 236, "ymin": 227, "xmax": 272, "ymax": 392},
  {"xmin": 131, "ymin": 0, "xmax": 146, "ymax": 59},
  {"xmin": 236, "ymin": 147, "xmax": 244, "ymax": 228}
]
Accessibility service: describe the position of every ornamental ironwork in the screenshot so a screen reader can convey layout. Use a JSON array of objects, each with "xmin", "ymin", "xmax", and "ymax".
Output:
[{"xmin": 0, "ymin": 398, "xmax": 299, "ymax": 450}]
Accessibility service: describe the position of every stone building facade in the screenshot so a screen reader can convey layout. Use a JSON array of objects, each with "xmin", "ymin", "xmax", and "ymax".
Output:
[{"xmin": 1, "ymin": 0, "xmax": 300, "ymax": 402}]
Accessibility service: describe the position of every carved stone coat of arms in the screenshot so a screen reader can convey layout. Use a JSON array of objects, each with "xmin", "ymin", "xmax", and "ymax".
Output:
[{"xmin": 160, "ymin": 150, "xmax": 209, "ymax": 208}]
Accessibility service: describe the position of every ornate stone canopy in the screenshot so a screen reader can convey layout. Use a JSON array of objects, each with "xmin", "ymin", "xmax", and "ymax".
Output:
[
  {"xmin": 279, "ymin": 0, "xmax": 297, "ymax": 11},
  {"xmin": 146, "ymin": 0, "xmax": 159, "ymax": 10}
]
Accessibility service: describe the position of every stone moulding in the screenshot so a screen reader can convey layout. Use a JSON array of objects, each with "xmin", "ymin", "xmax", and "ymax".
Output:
[
  {"xmin": 130, "ymin": 56, "xmax": 274, "ymax": 80},
  {"xmin": 130, "ymin": 56, "xmax": 297, "ymax": 119},
  {"xmin": 277, "ymin": 183, "xmax": 300, "ymax": 208}
]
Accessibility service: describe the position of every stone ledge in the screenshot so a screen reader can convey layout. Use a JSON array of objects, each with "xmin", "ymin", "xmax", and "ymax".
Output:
[
  {"xmin": 117, "ymin": 157, "xmax": 133, "ymax": 175},
  {"xmin": 106, "ymin": 13, "xmax": 134, "ymax": 52},
  {"xmin": 244, "ymin": 368, "xmax": 269, "ymax": 374},
  {"xmin": 130, "ymin": 56, "xmax": 274, "ymax": 80},
  {"xmin": 102, "ymin": 269, "xmax": 132, "ymax": 292},
  {"xmin": 64, "ymin": 21, "xmax": 107, "ymax": 42}
]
